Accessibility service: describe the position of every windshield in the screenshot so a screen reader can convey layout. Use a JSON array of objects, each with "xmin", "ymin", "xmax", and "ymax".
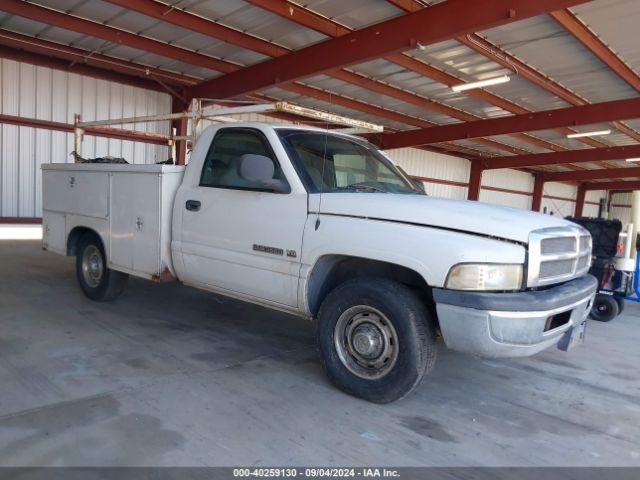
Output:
[{"xmin": 277, "ymin": 129, "xmax": 422, "ymax": 194}]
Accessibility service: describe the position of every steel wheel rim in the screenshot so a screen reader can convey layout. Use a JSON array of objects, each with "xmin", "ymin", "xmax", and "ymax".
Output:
[
  {"xmin": 82, "ymin": 245, "xmax": 104, "ymax": 288},
  {"xmin": 334, "ymin": 305, "xmax": 399, "ymax": 380}
]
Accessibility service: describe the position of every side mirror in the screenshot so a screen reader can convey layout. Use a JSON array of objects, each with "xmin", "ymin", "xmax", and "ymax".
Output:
[
  {"xmin": 238, "ymin": 154, "xmax": 289, "ymax": 193},
  {"xmin": 636, "ymin": 232, "xmax": 640, "ymax": 252}
]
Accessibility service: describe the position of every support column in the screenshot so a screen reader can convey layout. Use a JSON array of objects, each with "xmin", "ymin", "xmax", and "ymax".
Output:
[
  {"xmin": 531, "ymin": 173, "xmax": 545, "ymax": 212},
  {"xmin": 574, "ymin": 184, "xmax": 586, "ymax": 217},
  {"xmin": 467, "ymin": 161, "xmax": 483, "ymax": 201},
  {"xmin": 630, "ymin": 190, "xmax": 640, "ymax": 258},
  {"xmin": 171, "ymin": 95, "xmax": 188, "ymax": 166}
]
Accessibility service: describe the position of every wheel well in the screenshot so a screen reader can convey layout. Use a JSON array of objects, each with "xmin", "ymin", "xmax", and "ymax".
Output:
[
  {"xmin": 307, "ymin": 255, "xmax": 432, "ymax": 317},
  {"xmin": 67, "ymin": 227, "xmax": 101, "ymax": 256}
]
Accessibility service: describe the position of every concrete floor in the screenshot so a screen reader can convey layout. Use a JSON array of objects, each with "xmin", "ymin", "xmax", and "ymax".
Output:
[{"xmin": 1, "ymin": 240, "xmax": 639, "ymax": 467}]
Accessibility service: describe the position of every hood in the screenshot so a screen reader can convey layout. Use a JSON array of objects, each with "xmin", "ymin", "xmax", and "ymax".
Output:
[{"xmin": 315, "ymin": 193, "xmax": 574, "ymax": 243}]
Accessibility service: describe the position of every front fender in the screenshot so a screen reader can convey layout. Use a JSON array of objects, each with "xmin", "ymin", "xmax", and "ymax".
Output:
[{"xmin": 298, "ymin": 214, "xmax": 526, "ymax": 312}]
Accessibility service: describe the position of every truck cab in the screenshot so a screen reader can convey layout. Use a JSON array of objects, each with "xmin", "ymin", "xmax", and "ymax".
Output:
[{"xmin": 43, "ymin": 122, "xmax": 597, "ymax": 403}]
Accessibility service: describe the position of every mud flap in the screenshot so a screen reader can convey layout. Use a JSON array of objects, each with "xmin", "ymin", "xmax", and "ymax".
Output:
[{"xmin": 557, "ymin": 318, "xmax": 587, "ymax": 352}]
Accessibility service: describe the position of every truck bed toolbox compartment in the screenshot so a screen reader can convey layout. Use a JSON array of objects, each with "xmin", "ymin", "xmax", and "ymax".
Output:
[{"xmin": 42, "ymin": 163, "xmax": 185, "ymax": 281}]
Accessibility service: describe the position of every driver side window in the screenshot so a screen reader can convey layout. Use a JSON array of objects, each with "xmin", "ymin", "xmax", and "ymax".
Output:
[{"xmin": 200, "ymin": 129, "xmax": 284, "ymax": 190}]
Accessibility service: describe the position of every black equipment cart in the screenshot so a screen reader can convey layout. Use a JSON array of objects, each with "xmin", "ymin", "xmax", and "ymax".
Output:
[{"xmin": 566, "ymin": 217, "xmax": 631, "ymax": 322}]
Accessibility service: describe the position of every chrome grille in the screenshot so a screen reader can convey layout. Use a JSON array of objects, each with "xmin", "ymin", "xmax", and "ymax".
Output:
[
  {"xmin": 528, "ymin": 226, "xmax": 592, "ymax": 287},
  {"xmin": 576, "ymin": 255, "xmax": 590, "ymax": 271},
  {"xmin": 539, "ymin": 259, "xmax": 574, "ymax": 278},
  {"xmin": 579, "ymin": 235, "xmax": 590, "ymax": 252},
  {"xmin": 541, "ymin": 237, "xmax": 576, "ymax": 254}
]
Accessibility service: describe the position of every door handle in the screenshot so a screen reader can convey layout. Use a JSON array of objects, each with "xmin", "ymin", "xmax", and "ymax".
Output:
[{"xmin": 186, "ymin": 200, "xmax": 201, "ymax": 211}]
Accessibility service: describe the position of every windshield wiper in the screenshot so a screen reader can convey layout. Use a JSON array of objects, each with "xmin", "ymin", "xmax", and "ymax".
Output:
[{"xmin": 339, "ymin": 183, "xmax": 388, "ymax": 193}]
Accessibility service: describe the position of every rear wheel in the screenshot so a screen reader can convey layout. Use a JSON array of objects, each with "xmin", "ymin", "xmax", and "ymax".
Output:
[
  {"xmin": 590, "ymin": 293, "xmax": 619, "ymax": 322},
  {"xmin": 76, "ymin": 232, "xmax": 128, "ymax": 301},
  {"xmin": 316, "ymin": 277, "xmax": 436, "ymax": 403}
]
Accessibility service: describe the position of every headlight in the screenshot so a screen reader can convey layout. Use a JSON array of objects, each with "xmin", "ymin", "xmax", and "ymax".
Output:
[{"xmin": 445, "ymin": 263, "xmax": 523, "ymax": 291}]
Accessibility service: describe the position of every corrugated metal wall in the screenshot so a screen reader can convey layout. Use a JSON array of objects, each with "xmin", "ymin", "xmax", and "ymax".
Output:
[
  {"xmin": 386, "ymin": 148, "xmax": 610, "ymax": 218},
  {"xmin": 584, "ymin": 190, "xmax": 604, "ymax": 218},
  {"xmin": 0, "ymin": 59, "xmax": 617, "ymax": 222},
  {"xmin": 384, "ymin": 148, "xmax": 468, "ymax": 200},
  {"xmin": 610, "ymin": 192, "xmax": 632, "ymax": 225},
  {"xmin": 481, "ymin": 169, "xmax": 533, "ymax": 210},
  {"xmin": 0, "ymin": 59, "xmax": 171, "ymax": 218}
]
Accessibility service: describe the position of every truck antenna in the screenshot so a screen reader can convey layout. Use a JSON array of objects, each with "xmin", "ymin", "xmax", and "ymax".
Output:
[{"xmin": 315, "ymin": 95, "xmax": 331, "ymax": 231}]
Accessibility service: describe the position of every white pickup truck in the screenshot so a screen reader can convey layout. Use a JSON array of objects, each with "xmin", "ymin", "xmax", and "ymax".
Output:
[{"xmin": 42, "ymin": 122, "xmax": 597, "ymax": 403}]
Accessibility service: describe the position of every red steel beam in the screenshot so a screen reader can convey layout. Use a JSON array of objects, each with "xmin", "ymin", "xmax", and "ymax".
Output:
[
  {"xmin": 531, "ymin": 173, "xmax": 545, "ymax": 211},
  {"xmin": 328, "ymin": 69, "xmax": 553, "ymax": 155},
  {"xmin": 284, "ymin": 83, "xmax": 532, "ymax": 155},
  {"xmin": 0, "ymin": 29, "xmax": 200, "ymax": 88},
  {"xmin": 0, "ymin": 217, "xmax": 42, "ymax": 224},
  {"xmin": 486, "ymin": 144, "xmax": 640, "ymax": 170},
  {"xmin": 457, "ymin": 33, "xmax": 640, "ymax": 145},
  {"xmin": 376, "ymin": 97, "xmax": 640, "ymax": 150},
  {"xmin": 550, "ymin": 9, "xmax": 640, "ymax": 94},
  {"xmin": 244, "ymin": 0, "xmax": 594, "ymax": 156},
  {"xmin": 584, "ymin": 180, "xmax": 640, "ymax": 191},
  {"xmin": 103, "ymin": 0, "xmax": 289, "ymax": 58},
  {"xmin": 392, "ymin": 1, "xmax": 637, "ymax": 142},
  {"xmin": 383, "ymin": 1, "xmax": 629, "ymax": 155},
  {"xmin": 467, "ymin": 162, "xmax": 483, "ymax": 201},
  {"xmin": 0, "ymin": 113, "xmax": 169, "ymax": 145},
  {"xmin": 0, "ymin": 1, "xmax": 527, "ymax": 158},
  {"xmin": 108, "ymin": 0, "xmax": 532, "ymax": 156},
  {"xmin": 0, "ymin": 0, "xmax": 240, "ymax": 74},
  {"xmin": 484, "ymin": 144, "xmax": 640, "ymax": 170},
  {"xmin": 0, "ymin": 43, "xmax": 165, "ymax": 93},
  {"xmin": 549, "ymin": 9, "xmax": 640, "ymax": 142},
  {"xmin": 543, "ymin": 166, "xmax": 640, "ymax": 182},
  {"xmin": 188, "ymin": 0, "xmax": 590, "ymax": 99},
  {"xmin": 244, "ymin": 0, "xmax": 349, "ymax": 38},
  {"xmin": 574, "ymin": 184, "xmax": 587, "ymax": 216}
]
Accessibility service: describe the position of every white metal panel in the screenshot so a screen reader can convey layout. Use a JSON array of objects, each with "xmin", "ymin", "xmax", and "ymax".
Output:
[
  {"xmin": 542, "ymin": 182, "xmax": 577, "ymax": 218},
  {"xmin": 43, "ymin": 170, "xmax": 110, "ymax": 219},
  {"xmin": 483, "ymin": 169, "xmax": 534, "ymax": 194},
  {"xmin": 41, "ymin": 210, "xmax": 65, "ymax": 254},
  {"xmin": 383, "ymin": 147, "xmax": 470, "ymax": 200},
  {"xmin": 0, "ymin": 59, "xmax": 172, "ymax": 218},
  {"xmin": 571, "ymin": 0, "xmax": 640, "ymax": 81},
  {"xmin": 383, "ymin": 147, "xmax": 470, "ymax": 181},
  {"xmin": 481, "ymin": 169, "xmax": 533, "ymax": 210},
  {"xmin": 110, "ymin": 172, "xmax": 161, "ymax": 274},
  {"xmin": 480, "ymin": 14, "xmax": 638, "ymax": 104},
  {"xmin": 610, "ymin": 192, "xmax": 632, "ymax": 225},
  {"xmin": 584, "ymin": 190, "xmax": 605, "ymax": 218},
  {"xmin": 480, "ymin": 189, "xmax": 531, "ymax": 210}
]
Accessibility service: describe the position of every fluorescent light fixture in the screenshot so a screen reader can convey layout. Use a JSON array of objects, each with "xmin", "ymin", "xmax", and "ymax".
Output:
[
  {"xmin": 626, "ymin": 158, "xmax": 640, "ymax": 162},
  {"xmin": 451, "ymin": 75, "xmax": 511, "ymax": 92},
  {"xmin": 566, "ymin": 129, "xmax": 611, "ymax": 139}
]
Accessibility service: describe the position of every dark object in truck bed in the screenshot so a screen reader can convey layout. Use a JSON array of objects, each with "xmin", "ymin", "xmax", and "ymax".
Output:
[
  {"xmin": 566, "ymin": 217, "xmax": 622, "ymax": 258},
  {"xmin": 71, "ymin": 151, "xmax": 129, "ymax": 164}
]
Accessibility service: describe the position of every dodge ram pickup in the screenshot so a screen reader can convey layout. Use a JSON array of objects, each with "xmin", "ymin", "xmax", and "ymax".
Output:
[{"xmin": 42, "ymin": 122, "xmax": 597, "ymax": 403}]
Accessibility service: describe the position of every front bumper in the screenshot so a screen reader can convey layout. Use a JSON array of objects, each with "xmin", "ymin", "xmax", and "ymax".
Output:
[{"xmin": 432, "ymin": 275, "xmax": 597, "ymax": 358}]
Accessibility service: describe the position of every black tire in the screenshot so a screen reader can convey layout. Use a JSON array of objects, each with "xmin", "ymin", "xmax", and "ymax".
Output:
[
  {"xmin": 615, "ymin": 297, "xmax": 625, "ymax": 314},
  {"xmin": 75, "ymin": 232, "xmax": 128, "ymax": 302},
  {"xmin": 590, "ymin": 294, "xmax": 619, "ymax": 322},
  {"xmin": 316, "ymin": 277, "xmax": 436, "ymax": 403}
]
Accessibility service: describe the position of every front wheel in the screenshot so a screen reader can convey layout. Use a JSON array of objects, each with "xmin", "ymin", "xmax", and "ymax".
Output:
[
  {"xmin": 76, "ymin": 232, "xmax": 128, "ymax": 301},
  {"xmin": 316, "ymin": 277, "xmax": 436, "ymax": 403},
  {"xmin": 590, "ymin": 293, "xmax": 619, "ymax": 322}
]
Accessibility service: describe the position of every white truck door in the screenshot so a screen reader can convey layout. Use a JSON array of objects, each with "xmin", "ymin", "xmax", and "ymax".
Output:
[{"xmin": 178, "ymin": 127, "xmax": 307, "ymax": 308}]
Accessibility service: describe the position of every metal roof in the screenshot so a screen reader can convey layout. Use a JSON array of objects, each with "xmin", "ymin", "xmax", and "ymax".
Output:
[{"xmin": 0, "ymin": 0, "xmax": 639, "ymax": 187}]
